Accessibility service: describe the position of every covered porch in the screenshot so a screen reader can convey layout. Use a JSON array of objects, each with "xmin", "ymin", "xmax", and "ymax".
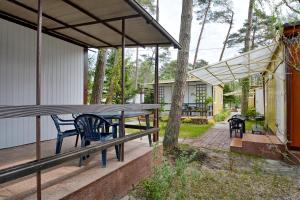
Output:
[{"xmin": 0, "ymin": 0, "xmax": 180, "ymax": 199}]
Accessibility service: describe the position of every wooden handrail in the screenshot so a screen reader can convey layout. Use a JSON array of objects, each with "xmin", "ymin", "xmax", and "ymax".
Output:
[
  {"xmin": 0, "ymin": 127, "xmax": 159, "ymax": 184},
  {"xmin": 0, "ymin": 104, "xmax": 160, "ymax": 119}
]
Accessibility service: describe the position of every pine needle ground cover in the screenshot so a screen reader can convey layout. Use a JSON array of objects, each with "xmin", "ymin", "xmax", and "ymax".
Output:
[{"xmin": 129, "ymin": 146, "xmax": 300, "ymax": 200}]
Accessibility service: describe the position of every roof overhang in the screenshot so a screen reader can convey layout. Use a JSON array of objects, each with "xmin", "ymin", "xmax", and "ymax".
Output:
[
  {"xmin": 0, "ymin": 0, "xmax": 181, "ymax": 49},
  {"xmin": 190, "ymin": 43, "xmax": 280, "ymax": 86}
]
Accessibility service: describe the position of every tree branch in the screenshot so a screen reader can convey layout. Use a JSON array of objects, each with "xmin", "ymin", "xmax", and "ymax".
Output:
[{"xmin": 283, "ymin": 0, "xmax": 300, "ymax": 14}]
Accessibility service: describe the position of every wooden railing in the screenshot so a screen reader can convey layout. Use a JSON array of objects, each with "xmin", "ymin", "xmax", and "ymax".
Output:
[{"xmin": 0, "ymin": 104, "xmax": 160, "ymax": 185}]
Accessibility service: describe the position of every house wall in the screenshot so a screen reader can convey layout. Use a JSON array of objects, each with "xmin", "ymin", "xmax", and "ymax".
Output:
[
  {"xmin": 264, "ymin": 46, "xmax": 286, "ymax": 142},
  {"xmin": 159, "ymin": 81, "xmax": 217, "ymax": 115},
  {"xmin": 0, "ymin": 19, "xmax": 84, "ymax": 149},
  {"xmin": 213, "ymin": 85, "xmax": 223, "ymax": 115}
]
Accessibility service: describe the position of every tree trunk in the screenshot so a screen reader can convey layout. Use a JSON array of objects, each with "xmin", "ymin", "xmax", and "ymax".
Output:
[
  {"xmin": 192, "ymin": 0, "xmax": 211, "ymax": 69},
  {"xmin": 163, "ymin": 0, "xmax": 193, "ymax": 151},
  {"xmin": 90, "ymin": 49, "xmax": 107, "ymax": 104},
  {"xmin": 106, "ymin": 49, "xmax": 120, "ymax": 104},
  {"xmin": 241, "ymin": 0, "xmax": 255, "ymax": 116},
  {"xmin": 219, "ymin": 11, "xmax": 234, "ymax": 61}
]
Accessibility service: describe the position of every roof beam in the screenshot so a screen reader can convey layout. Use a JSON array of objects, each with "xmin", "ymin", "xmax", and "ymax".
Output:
[
  {"xmin": 205, "ymin": 68, "xmax": 225, "ymax": 85},
  {"xmin": 62, "ymin": 0, "xmax": 144, "ymax": 48},
  {"xmin": 0, "ymin": 10, "xmax": 93, "ymax": 48},
  {"xmin": 225, "ymin": 61, "xmax": 237, "ymax": 80},
  {"xmin": 49, "ymin": 14, "xmax": 141, "ymax": 31},
  {"xmin": 7, "ymin": 0, "xmax": 115, "ymax": 47}
]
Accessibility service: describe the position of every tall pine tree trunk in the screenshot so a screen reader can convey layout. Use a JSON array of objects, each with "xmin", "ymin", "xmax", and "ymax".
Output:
[
  {"xmin": 192, "ymin": 0, "xmax": 211, "ymax": 69},
  {"xmin": 219, "ymin": 11, "xmax": 234, "ymax": 61},
  {"xmin": 241, "ymin": 0, "xmax": 255, "ymax": 116},
  {"xmin": 90, "ymin": 49, "xmax": 107, "ymax": 104},
  {"xmin": 163, "ymin": 0, "xmax": 193, "ymax": 151}
]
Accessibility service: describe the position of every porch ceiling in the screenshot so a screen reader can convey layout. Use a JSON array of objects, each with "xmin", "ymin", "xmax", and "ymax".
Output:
[
  {"xmin": 0, "ymin": 0, "xmax": 181, "ymax": 49},
  {"xmin": 190, "ymin": 43, "xmax": 281, "ymax": 85}
]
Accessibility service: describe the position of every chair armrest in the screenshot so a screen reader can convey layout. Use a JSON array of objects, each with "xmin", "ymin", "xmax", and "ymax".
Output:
[{"xmin": 58, "ymin": 122, "xmax": 75, "ymax": 126}]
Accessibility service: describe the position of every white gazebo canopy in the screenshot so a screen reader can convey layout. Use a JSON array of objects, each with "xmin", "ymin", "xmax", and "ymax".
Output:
[{"xmin": 190, "ymin": 43, "xmax": 280, "ymax": 85}]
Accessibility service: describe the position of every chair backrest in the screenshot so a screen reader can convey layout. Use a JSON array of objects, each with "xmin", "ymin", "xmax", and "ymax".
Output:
[
  {"xmin": 72, "ymin": 113, "xmax": 81, "ymax": 119},
  {"xmin": 74, "ymin": 114, "xmax": 107, "ymax": 141},
  {"xmin": 228, "ymin": 118, "xmax": 242, "ymax": 128},
  {"xmin": 51, "ymin": 115, "xmax": 61, "ymax": 132}
]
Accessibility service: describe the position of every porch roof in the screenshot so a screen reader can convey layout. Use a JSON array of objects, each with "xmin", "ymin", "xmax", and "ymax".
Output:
[
  {"xmin": 0, "ymin": 0, "xmax": 181, "ymax": 49},
  {"xmin": 190, "ymin": 43, "xmax": 281, "ymax": 85}
]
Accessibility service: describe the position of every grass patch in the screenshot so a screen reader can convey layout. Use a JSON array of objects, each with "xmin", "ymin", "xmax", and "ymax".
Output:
[
  {"xmin": 159, "ymin": 121, "xmax": 213, "ymax": 139},
  {"xmin": 130, "ymin": 147, "xmax": 300, "ymax": 200},
  {"xmin": 125, "ymin": 118, "xmax": 213, "ymax": 139},
  {"xmin": 245, "ymin": 120, "xmax": 264, "ymax": 131}
]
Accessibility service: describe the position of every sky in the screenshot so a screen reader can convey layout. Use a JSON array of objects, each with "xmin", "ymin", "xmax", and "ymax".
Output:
[{"xmin": 157, "ymin": 0, "xmax": 250, "ymax": 64}]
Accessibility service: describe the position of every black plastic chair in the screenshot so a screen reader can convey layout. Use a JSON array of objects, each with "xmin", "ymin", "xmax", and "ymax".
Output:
[
  {"xmin": 228, "ymin": 117, "xmax": 244, "ymax": 138},
  {"xmin": 74, "ymin": 114, "xmax": 119, "ymax": 167},
  {"xmin": 51, "ymin": 115, "xmax": 79, "ymax": 154}
]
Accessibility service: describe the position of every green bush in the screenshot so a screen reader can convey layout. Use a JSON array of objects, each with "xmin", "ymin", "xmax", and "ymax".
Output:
[
  {"xmin": 182, "ymin": 117, "xmax": 192, "ymax": 123},
  {"xmin": 214, "ymin": 110, "xmax": 230, "ymax": 122},
  {"xmin": 246, "ymin": 107, "xmax": 258, "ymax": 119}
]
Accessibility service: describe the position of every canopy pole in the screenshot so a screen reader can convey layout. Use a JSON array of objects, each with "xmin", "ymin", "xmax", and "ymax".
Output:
[
  {"xmin": 154, "ymin": 45, "xmax": 159, "ymax": 142},
  {"xmin": 120, "ymin": 18, "xmax": 126, "ymax": 161},
  {"xmin": 36, "ymin": 0, "xmax": 42, "ymax": 199}
]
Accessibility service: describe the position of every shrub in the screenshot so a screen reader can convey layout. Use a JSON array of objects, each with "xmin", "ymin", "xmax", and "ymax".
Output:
[
  {"xmin": 246, "ymin": 107, "xmax": 258, "ymax": 119},
  {"xmin": 182, "ymin": 117, "xmax": 192, "ymax": 123},
  {"xmin": 214, "ymin": 110, "xmax": 230, "ymax": 122}
]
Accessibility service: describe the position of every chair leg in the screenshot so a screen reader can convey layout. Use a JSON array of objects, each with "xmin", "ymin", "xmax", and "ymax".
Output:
[
  {"xmin": 55, "ymin": 135, "xmax": 63, "ymax": 154},
  {"xmin": 112, "ymin": 125, "xmax": 120, "ymax": 161},
  {"xmin": 148, "ymin": 134, "xmax": 152, "ymax": 147},
  {"xmin": 101, "ymin": 149, "xmax": 107, "ymax": 167},
  {"xmin": 75, "ymin": 134, "xmax": 79, "ymax": 147},
  {"xmin": 79, "ymin": 138, "xmax": 85, "ymax": 167}
]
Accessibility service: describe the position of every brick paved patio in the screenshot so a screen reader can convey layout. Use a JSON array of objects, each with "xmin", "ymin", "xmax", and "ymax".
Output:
[{"xmin": 183, "ymin": 121, "xmax": 231, "ymax": 150}]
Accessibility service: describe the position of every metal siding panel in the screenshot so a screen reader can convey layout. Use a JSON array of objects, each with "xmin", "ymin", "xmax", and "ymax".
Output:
[{"xmin": 0, "ymin": 19, "xmax": 83, "ymax": 149}]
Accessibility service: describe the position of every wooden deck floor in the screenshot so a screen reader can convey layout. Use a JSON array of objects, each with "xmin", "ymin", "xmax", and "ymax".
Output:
[{"xmin": 0, "ymin": 137, "xmax": 155, "ymax": 200}]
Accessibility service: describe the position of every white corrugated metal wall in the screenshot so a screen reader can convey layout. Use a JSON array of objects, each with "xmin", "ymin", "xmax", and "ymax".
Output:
[{"xmin": 0, "ymin": 19, "xmax": 84, "ymax": 149}]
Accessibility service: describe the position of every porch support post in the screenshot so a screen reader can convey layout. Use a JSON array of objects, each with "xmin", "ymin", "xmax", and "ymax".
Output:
[
  {"xmin": 263, "ymin": 76, "xmax": 266, "ymax": 116},
  {"xmin": 36, "ymin": 0, "xmax": 42, "ymax": 199},
  {"xmin": 83, "ymin": 47, "xmax": 89, "ymax": 104},
  {"xmin": 120, "ymin": 18, "xmax": 126, "ymax": 161},
  {"xmin": 153, "ymin": 45, "xmax": 159, "ymax": 142}
]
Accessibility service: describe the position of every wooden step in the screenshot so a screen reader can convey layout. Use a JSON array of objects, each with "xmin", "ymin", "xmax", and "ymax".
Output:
[
  {"xmin": 241, "ymin": 134, "xmax": 285, "ymax": 160},
  {"xmin": 230, "ymin": 138, "xmax": 243, "ymax": 153}
]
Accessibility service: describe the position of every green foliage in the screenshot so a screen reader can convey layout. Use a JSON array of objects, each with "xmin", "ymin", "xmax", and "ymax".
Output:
[
  {"xmin": 136, "ymin": 155, "xmax": 192, "ymax": 200},
  {"xmin": 104, "ymin": 50, "xmax": 138, "ymax": 103},
  {"xmin": 214, "ymin": 110, "xmax": 230, "ymax": 122},
  {"xmin": 223, "ymin": 83, "xmax": 240, "ymax": 109},
  {"xmin": 160, "ymin": 60, "xmax": 177, "ymax": 80},
  {"xmin": 159, "ymin": 121, "xmax": 212, "ymax": 139},
  {"xmin": 132, "ymin": 148, "xmax": 299, "ymax": 200},
  {"xmin": 144, "ymin": 89, "xmax": 154, "ymax": 104},
  {"xmin": 227, "ymin": 6, "xmax": 281, "ymax": 52},
  {"xmin": 182, "ymin": 117, "xmax": 192, "ymax": 123},
  {"xmin": 246, "ymin": 107, "xmax": 258, "ymax": 119},
  {"xmin": 195, "ymin": 0, "xmax": 233, "ymax": 23},
  {"xmin": 192, "ymin": 59, "xmax": 209, "ymax": 69}
]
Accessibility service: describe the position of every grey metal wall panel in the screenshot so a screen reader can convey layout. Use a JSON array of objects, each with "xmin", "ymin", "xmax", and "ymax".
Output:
[{"xmin": 0, "ymin": 19, "xmax": 83, "ymax": 149}]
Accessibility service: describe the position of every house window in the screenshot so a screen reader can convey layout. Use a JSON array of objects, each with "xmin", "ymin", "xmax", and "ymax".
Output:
[
  {"xmin": 158, "ymin": 86, "xmax": 164, "ymax": 103},
  {"xmin": 195, "ymin": 84, "xmax": 207, "ymax": 111}
]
